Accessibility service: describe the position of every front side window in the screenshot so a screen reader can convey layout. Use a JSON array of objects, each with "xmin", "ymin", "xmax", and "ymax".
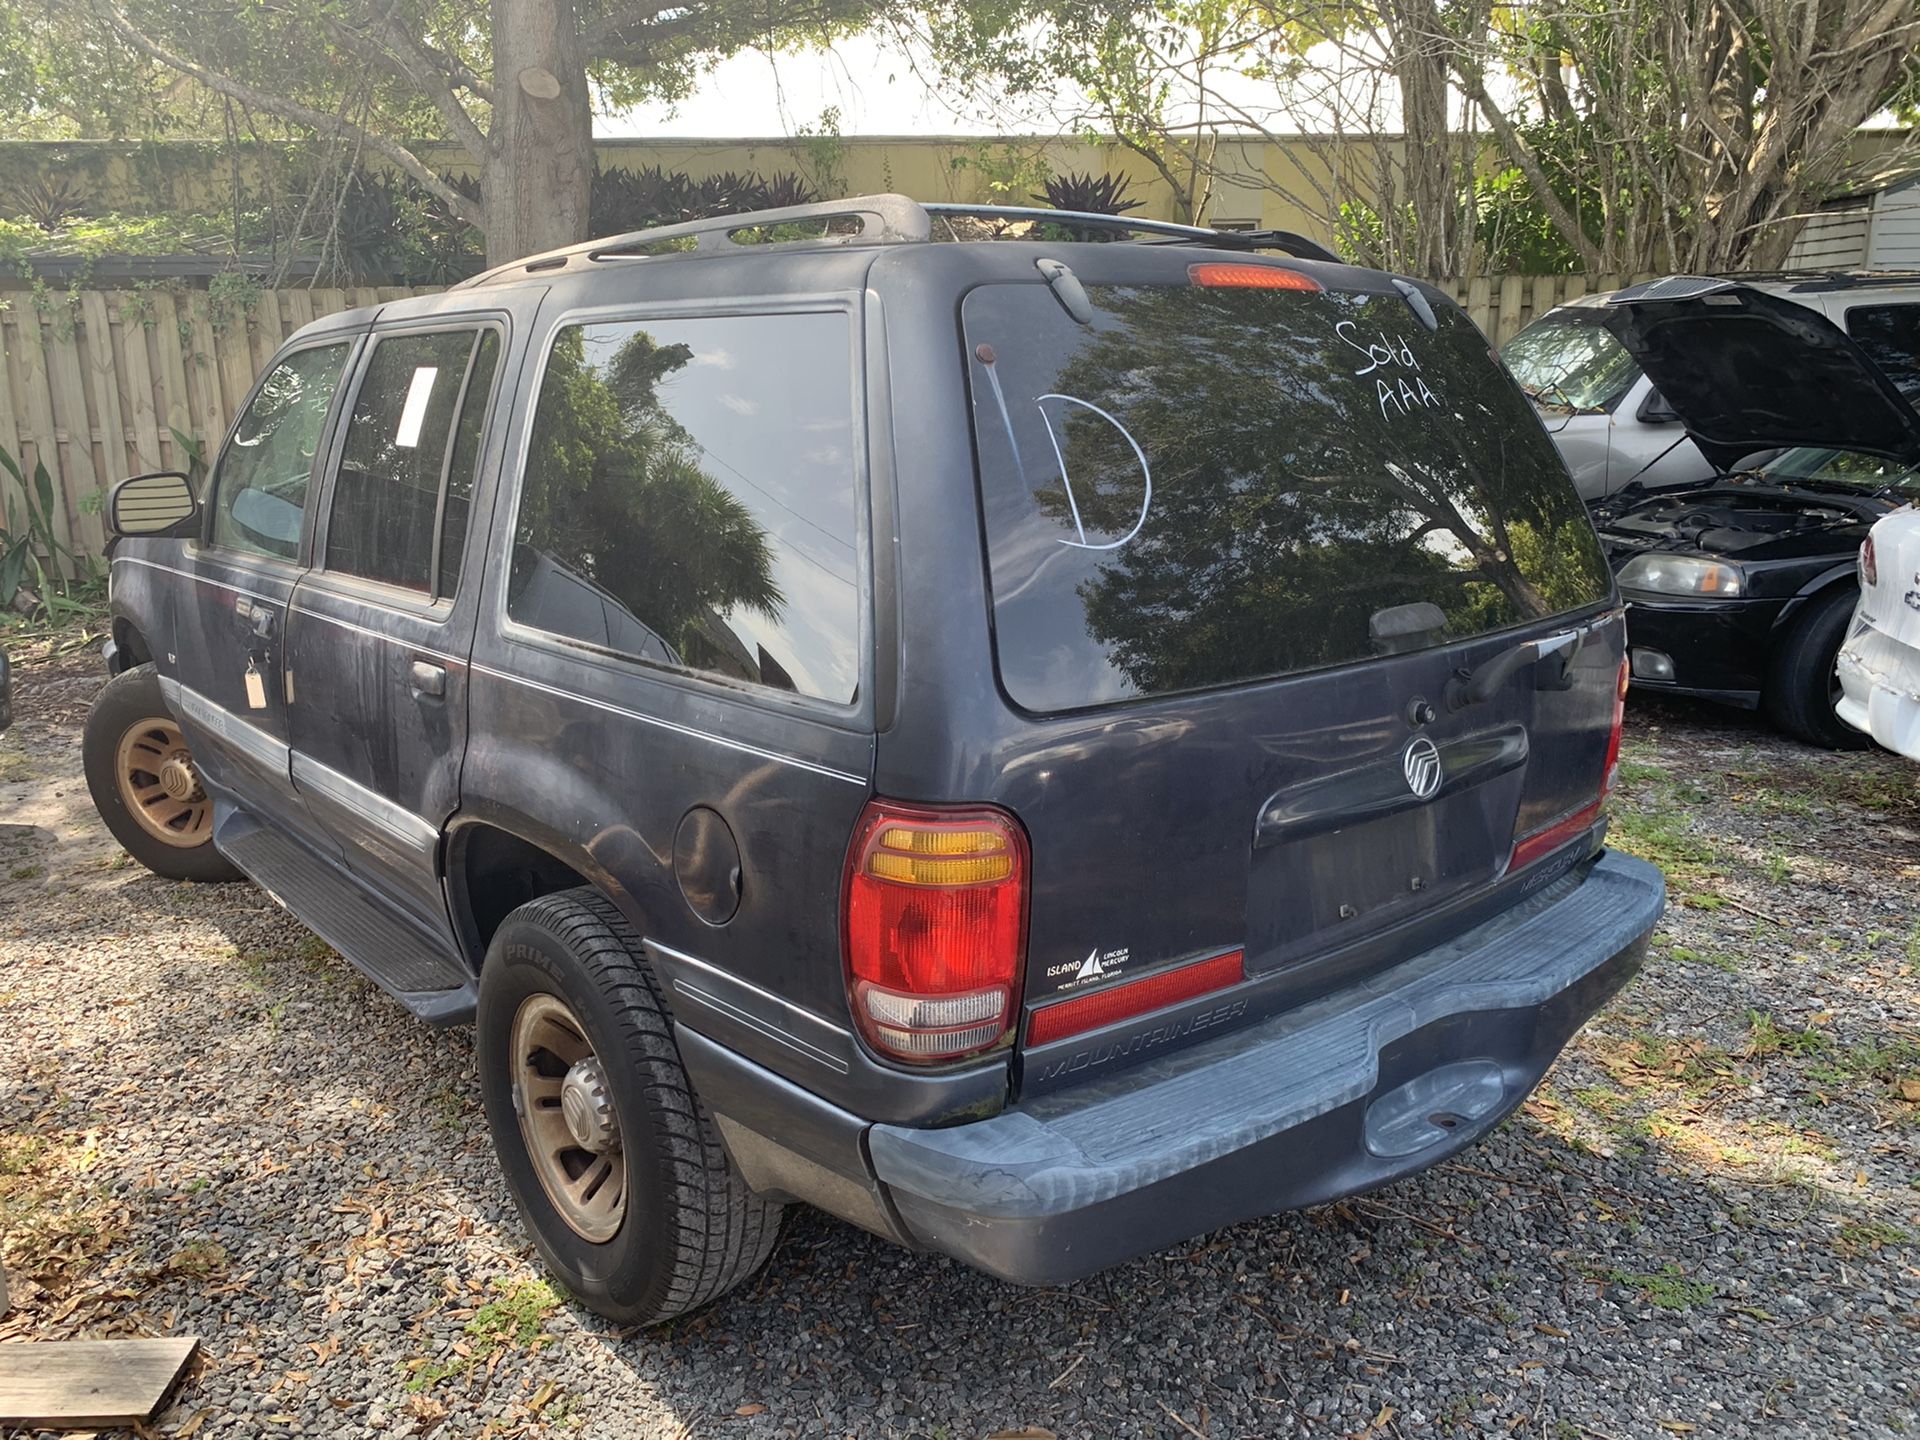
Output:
[
  {"xmin": 326, "ymin": 328, "xmax": 497, "ymax": 595},
  {"xmin": 508, "ymin": 311, "xmax": 860, "ymax": 704},
  {"xmin": 209, "ymin": 343, "xmax": 351, "ymax": 560}
]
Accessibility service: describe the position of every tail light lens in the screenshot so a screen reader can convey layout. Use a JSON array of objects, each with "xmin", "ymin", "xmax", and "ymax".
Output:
[
  {"xmin": 842, "ymin": 800, "xmax": 1028, "ymax": 1063},
  {"xmin": 1603, "ymin": 654, "xmax": 1629, "ymax": 795},
  {"xmin": 1862, "ymin": 535, "xmax": 1878, "ymax": 587},
  {"xmin": 1510, "ymin": 653, "xmax": 1628, "ymax": 872}
]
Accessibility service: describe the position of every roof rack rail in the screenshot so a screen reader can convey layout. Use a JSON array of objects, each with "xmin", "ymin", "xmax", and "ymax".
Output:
[
  {"xmin": 454, "ymin": 194, "xmax": 934, "ymax": 289},
  {"xmin": 922, "ymin": 203, "xmax": 1341, "ymax": 262},
  {"xmin": 453, "ymin": 192, "xmax": 1342, "ymax": 289}
]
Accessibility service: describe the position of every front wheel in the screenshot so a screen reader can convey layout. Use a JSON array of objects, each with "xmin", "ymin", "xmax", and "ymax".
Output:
[
  {"xmin": 1764, "ymin": 587, "xmax": 1871, "ymax": 751},
  {"xmin": 476, "ymin": 888, "xmax": 783, "ymax": 1325},
  {"xmin": 82, "ymin": 663, "xmax": 244, "ymax": 882}
]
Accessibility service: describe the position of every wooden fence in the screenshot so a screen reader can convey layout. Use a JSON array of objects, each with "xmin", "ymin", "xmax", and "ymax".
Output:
[
  {"xmin": 0, "ymin": 271, "xmax": 1639, "ymax": 565},
  {"xmin": 0, "ymin": 286, "xmax": 429, "ymax": 565}
]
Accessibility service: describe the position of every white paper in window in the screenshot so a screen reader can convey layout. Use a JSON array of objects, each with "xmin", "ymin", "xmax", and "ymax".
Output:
[{"xmin": 394, "ymin": 366, "xmax": 441, "ymax": 448}]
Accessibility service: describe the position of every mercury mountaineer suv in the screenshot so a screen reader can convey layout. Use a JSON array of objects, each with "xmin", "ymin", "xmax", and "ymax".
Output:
[{"xmin": 85, "ymin": 195, "xmax": 1665, "ymax": 1324}]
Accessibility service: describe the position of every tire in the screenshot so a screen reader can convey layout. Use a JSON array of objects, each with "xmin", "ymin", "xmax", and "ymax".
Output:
[
  {"xmin": 82, "ymin": 663, "xmax": 244, "ymax": 882},
  {"xmin": 1764, "ymin": 586, "xmax": 1872, "ymax": 751},
  {"xmin": 476, "ymin": 887, "xmax": 783, "ymax": 1325}
]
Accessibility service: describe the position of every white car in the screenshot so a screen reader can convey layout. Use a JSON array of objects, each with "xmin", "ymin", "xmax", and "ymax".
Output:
[
  {"xmin": 1838, "ymin": 506, "xmax": 1920, "ymax": 757},
  {"xmin": 1504, "ymin": 275, "xmax": 1920, "ymax": 502}
]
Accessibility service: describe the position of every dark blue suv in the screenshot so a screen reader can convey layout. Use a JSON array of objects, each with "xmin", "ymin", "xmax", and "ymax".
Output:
[{"xmin": 85, "ymin": 196, "xmax": 1664, "ymax": 1324}]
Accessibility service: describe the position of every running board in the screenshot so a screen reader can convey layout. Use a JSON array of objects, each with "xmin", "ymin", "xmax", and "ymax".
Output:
[{"xmin": 214, "ymin": 806, "xmax": 476, "ymax": 1025}]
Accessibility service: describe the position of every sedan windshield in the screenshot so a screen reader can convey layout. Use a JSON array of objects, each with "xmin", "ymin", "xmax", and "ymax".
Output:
[
  {"xmin": 1501, "ymin": 309, "xmax": 1642, "ymax": 412},
  {"xmin": 1758, "ymin": 447, "xmax": 1920, "ymax": 494}
]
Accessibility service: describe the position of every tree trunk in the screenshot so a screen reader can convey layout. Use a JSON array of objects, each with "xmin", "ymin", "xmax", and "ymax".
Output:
[{"xmin": 485, "ymin": 0, "xmax": 595, "ymax": 264}]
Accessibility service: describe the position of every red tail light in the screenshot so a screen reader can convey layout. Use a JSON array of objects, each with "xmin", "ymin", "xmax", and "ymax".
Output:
[
  {"xmin": 1862, "ymin": 535, "xmax": 1878, "ymax": 587},
  {"xmin": 842, "ymin": 800, "xmax": 1028, "ymax": 1063},
  {"xmin": 1510, "ymin": 653, "xmax": 1628, "ymax": 873},
  {"xmin": 1027, "ymin": 950, "xmax": 1244, "ymax": 1047},
  {"xmin": 1603, "ymin": 654, "xmax": 1629, "ymax": 795}
]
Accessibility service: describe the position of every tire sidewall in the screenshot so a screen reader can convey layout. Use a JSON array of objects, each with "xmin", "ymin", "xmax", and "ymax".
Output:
[
  {"xmin": 1770, "ymin": 588, "xmax": 1870, "ymax": 751},
  {"xmin": 82, "ymin": 664, "xmax": 242, "ymax": 882},
  {"xmin": 476, "ymin": 913, "xmax": 677, "ymax": 1322}
]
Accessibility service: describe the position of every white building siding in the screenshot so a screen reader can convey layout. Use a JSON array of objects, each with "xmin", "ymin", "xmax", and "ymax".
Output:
[
  {"xmin": 1866, "ymin": 183, "xmax": 1920, "ymax": 269},
  {"xmin": 1787, "ymin": 202, "xmax": 1870, "ymax": 269}
]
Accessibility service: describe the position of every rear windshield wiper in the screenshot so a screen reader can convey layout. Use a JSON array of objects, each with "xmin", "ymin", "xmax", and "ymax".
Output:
[{"xmin": 1447, "ymin": 629, "xmax": 1583, "ymax": 711}]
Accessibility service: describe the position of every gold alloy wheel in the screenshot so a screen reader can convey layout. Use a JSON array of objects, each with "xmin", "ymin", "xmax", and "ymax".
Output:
[
  {"xmin": 114, "ymin": 717, "xmax": 213, "ymax": 848},
  {"xmin": 510, "ymin": 993, "xmax": 628, "ymax": 1243}
]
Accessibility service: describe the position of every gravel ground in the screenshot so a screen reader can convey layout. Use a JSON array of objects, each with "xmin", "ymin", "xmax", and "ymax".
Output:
[{"xmin": 3, "ymin": 625, "xmax": 1918, "ymax": 1440}]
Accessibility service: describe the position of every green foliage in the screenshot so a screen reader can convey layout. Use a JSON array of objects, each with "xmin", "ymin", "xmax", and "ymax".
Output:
[
  {"xmin": 0, "ymin": 440, "xmax": 100, "ymax": 619},
  {"xmin": 1036, "ymin": 170, "xmax": 1143, "ymax": 219},
  {"xmin": 587, "ymin": 165, "xmax": 819, "ymax": 238}
]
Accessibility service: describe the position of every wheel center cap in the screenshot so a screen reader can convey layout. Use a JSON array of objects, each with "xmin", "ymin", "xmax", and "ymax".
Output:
[
  {"xmin": 157, "ymin": 751, "xmax": 202, "ymax": 802},
  {"xmin": 558, "ymin": 1057, "xmax": 618, "ymax": 1153}
]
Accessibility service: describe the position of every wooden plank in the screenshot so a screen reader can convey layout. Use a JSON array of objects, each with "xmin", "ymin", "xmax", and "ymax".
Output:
[
  {"xmin": 79, "ymin": 291, "xmax": 132, "ymax": 489},
  {"xmin": 0, "ymin": 1337, "xmax": 199, "ymax": 1428},
  {"xmin": 118, "ymin": 297, "xmax": 166, "ymax": 476},
  {"xmin": 285, "ymin": 287, "xmax": 317, "ymax": 336},
  {"xmin": 11, "ymin": 313, "xmax": 73, "ymax": 553},
  {"xmin": 44, "ymin": 311, "xmax": 105, "ymax": 556},
  {"xmin": 307, "ymin": 287, "xmax": 349, "ymax": 321},
  {"xmin": 148, "ymin": 292, "xmax": 196, "ymax": 471},
  {"xmin": 1561, "ymin": 274, "xmax": 1589, "ymax": 304},
  {"xmin": 184, "ymin": 292, "xmax": 229, "ymax": 457},
  {"xmin": 0, "ymin": 312, "xmax": 25, "ymax": 488},
  {"xmin": 1466, "ymin": 276, "xmax": 1493, "ymax": 337},
  {"xmin": 1495, "ymin": 275, "xmax": 1526, "ymax": 345},
  {"xmin": 1530, "ymin": 275, "xmax": 1559, "ymax": 329}
]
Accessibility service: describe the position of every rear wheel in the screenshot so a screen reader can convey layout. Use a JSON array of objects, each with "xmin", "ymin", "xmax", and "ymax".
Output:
[
  {"xmin": 1764, "ymin": 587, "xmax": 1871, "ymax": 750},
  {"xmin": 82, "ymin": 663, "xmax": 243, "ymax": 882},
  {"xmin": 476, "ymin": 888, "xmax": 782, "ymax": 1325}
]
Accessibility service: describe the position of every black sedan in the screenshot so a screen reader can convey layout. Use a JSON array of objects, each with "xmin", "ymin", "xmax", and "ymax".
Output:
[{"xmin": 1590, "ymin": 278, "xmax": 1920, "ymax": 748}]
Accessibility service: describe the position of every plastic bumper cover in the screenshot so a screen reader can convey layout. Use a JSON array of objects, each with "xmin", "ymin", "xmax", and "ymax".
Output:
[
  {"xmin": 1837, "ymin": 614, "xmax": 1920, "ymax": 759},
  {"xmin": 866, "ymin": 850, "xmax": 1665, "ymax": 1285}
]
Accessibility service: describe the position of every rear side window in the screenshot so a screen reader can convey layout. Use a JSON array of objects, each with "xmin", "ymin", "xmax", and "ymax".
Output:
[
  {"xmin": 326, "ymin": 327, "xmax": 498, "ymax": 596},
  {"xmin": 508, "ymin": 311, "xmax": 860, "ymax": 704},
  {"xmin": 1844, "ymin": 303, "xmax": 1920, "ymax": 395},
  {"xmin": 209, "ymin": 342, "xmax": 351, "ymax": 561},
  {"xmin": 965, "ymin": 280, "xmax": 1611, "ymax": 711}
]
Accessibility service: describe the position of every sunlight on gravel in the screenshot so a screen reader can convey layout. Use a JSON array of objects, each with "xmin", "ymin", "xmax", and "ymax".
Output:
[{"xmin": 2, "ymin": 627, "xmax": 1917, "ymax": 1438}]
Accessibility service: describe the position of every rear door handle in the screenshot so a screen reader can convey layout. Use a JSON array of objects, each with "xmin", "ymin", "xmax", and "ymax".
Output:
[{"xmin": 410, "ymin": 660, "xmax": 447, "ymax": 699}]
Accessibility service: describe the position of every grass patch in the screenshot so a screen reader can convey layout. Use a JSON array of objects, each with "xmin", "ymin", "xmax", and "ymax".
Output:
[
  {"xmin": 406, "ymin": 1277, "xmax": 564, "ymax": 1393},
  {"xmin": 1609, "ymin": 809, "xmax": 1720, "ymax": 882},
  {"xmin": 1666, "ymin": 944, "xmax": 1739, "ymax": 973},
  {"xmin": 1835, "ymin": 1220, "xmax": 1910, "ymax": 1256},
  {"xmin": 1745, "ymin": 1011, "xmax": 1828, "ymax": 1060},
  {"xmin": 1597, "ymin": 1263, "xmax": 1715, "ymax": 1310}
]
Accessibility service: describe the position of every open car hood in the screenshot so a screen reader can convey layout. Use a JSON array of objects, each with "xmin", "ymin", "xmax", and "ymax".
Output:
[{"xmin": 1605, "ymin": 277, "xmax": 1920, "ymax": 467}]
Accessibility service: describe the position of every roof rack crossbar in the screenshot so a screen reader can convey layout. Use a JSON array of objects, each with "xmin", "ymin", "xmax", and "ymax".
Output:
[{"xmin": 921, "ymin": 202, "xmax": 1341, "ymax": 262}]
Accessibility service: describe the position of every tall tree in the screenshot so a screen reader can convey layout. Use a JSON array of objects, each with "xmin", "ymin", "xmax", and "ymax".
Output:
[{"xmin": 84, "ymin": 0, "xmax": 875, "ymax": 264}]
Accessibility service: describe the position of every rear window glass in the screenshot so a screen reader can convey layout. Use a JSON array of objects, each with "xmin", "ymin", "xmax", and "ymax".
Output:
[{"xmin": 965, "ymin": 280, "xmax": 1610, "ymax": 711}]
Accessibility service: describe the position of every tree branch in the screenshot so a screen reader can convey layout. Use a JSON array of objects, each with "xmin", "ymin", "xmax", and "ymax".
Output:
[
  {"xmin": 320, "ymin": 6, "xmax": 493, "ymax": 160},
  {"xmin": 96, "ymin": 1, "xmax": 486, "ymax": 227}
]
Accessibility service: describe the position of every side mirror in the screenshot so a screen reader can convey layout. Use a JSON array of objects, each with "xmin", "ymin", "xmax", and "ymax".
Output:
[
  {"xmin": 1636, "ymin": 388, "xmax": 1680, "ymax": 425},
  {"xmin": 108, "ymin": 472, "xmax": 198, "ymax": 538}
]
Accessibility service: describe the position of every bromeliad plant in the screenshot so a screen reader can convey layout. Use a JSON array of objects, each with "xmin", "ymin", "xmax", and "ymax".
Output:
[{"xmin": 0, "ymin": 440, "xmax": 99, "ymax": 620}]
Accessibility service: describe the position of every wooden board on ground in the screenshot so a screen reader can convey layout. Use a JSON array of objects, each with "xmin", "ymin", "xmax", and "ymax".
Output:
[{"xmin": 0, "ymin": 1337, "xmax": 199, "ymax": 1428}]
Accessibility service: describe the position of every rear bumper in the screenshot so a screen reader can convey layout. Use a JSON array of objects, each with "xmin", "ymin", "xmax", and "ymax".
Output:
[
  {"xmin": 685, "ymin": 850, "xmax": 1665, "ymax": 1286},
  {"xmin": 1836, "ymin": 615, "xmax": 1920, "ymax": 760}
]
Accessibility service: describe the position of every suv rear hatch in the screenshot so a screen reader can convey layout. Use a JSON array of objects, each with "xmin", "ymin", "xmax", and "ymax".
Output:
[{"xmin": 956, "ymin": 255, "xmax": 1623, "ymax": 1081}]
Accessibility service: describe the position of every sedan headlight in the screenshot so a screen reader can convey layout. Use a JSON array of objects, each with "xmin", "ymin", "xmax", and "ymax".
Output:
[{"xmin": 1617, "ymin": 553, "xmax": 1745, "ymax": 597}]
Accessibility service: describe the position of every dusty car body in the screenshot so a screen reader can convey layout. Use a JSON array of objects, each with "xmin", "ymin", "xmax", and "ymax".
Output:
[
  {"xmin": 84, "ymin": 195, "xmax": 1663, "ymax": 1322},
  {"xmin": 1839, "ymin": 505, "xmax": 1920, "ymax": 757}
]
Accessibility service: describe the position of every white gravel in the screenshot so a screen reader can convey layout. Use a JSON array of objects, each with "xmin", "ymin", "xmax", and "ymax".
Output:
[{"xmin": 2, "ymin": 644, "xmax": 1917, "ymax": 1439}]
